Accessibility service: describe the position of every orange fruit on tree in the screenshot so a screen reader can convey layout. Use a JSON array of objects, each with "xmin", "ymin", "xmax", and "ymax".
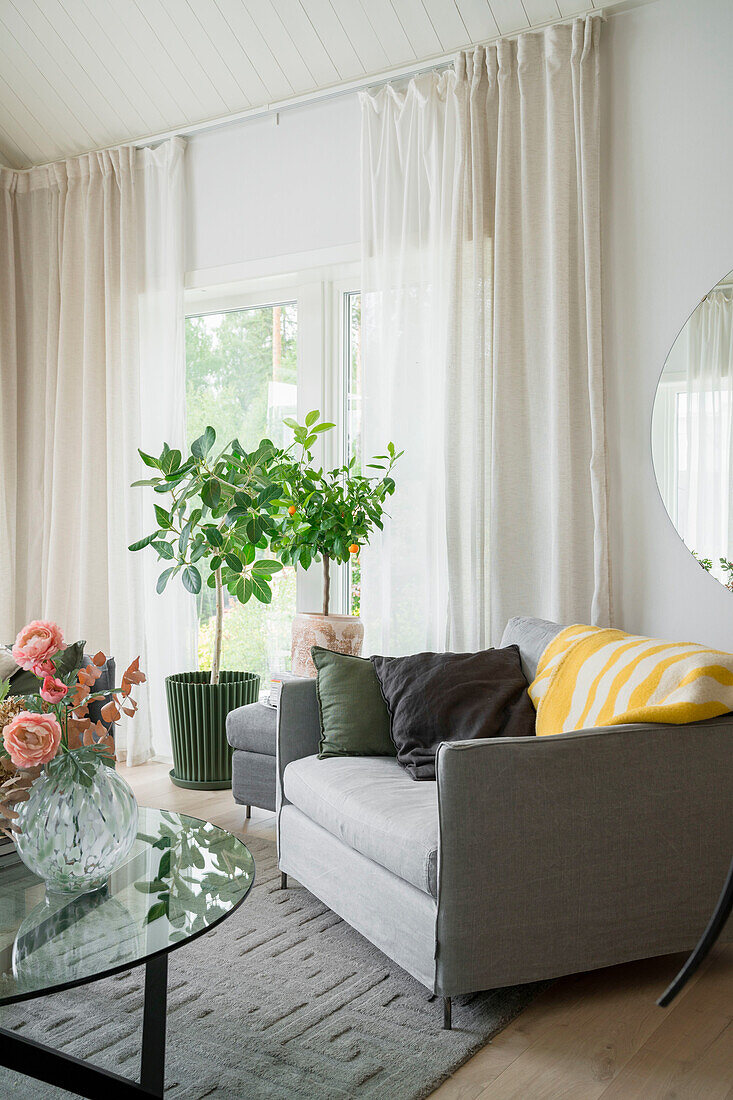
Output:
[
  {"xmin": 348, "ymin": 543, "xmax": 359, "ymax": 554},
  {"xmin": 288, "ymin": 505, "xmax": 296, "ymax": 515}
]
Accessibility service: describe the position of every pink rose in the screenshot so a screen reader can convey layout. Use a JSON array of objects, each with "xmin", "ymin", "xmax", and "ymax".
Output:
[
  {"xmin": 3, "ymin": 711, "xmax": 62, "ymax": 769},
  {"xmin": 12, "ymin": 621, "xmax": 64, "ymax": 674},
  {"xmin": 40, "ymin": 676, "xmax": 68, "ymax": 705}
]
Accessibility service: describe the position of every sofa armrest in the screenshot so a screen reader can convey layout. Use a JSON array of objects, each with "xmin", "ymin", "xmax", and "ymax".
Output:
[
  {"xmin": 434, "ymin": 718, "xmax": 733, "ymax": 996},
  {"xmin": 276, "ymin": 679, "xmax": 320, "ymax": 806}
]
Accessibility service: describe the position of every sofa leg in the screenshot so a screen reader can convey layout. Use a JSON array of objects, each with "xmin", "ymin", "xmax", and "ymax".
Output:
[
  {"xmin": 280, "ymin": 871, "xmax": 288, "ymax": 890},
  {"xmin": 245, "ymin": 804, "xmax": 251, "ymax": 819},
  {"xmin": 443, "ymin": 997, "xmax": 452, "ymax": 1030}
]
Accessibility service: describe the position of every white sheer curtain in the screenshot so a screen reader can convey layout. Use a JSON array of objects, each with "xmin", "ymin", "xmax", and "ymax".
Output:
[
  {"xmin": 0, "ymin": 138, "xmax": 194, "ymax": 763},
  {"xmin": 680, "ymin": 289, "xmax": 733, "ymax": 570},
  {"xmin": 360, "ymin": 18, "xmax": 609, "ymax": 655}
]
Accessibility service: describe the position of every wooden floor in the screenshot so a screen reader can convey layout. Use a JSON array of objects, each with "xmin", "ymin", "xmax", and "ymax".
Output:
[{"xmin": 120, "ymin": 761, "xmax": 733, "ymax": 1100}]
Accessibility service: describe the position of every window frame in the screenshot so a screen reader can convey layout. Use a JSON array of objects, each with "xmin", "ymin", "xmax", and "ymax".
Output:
[{"xmin": 184, "ymin": 260, "xmax": 360, "ymax": 620}]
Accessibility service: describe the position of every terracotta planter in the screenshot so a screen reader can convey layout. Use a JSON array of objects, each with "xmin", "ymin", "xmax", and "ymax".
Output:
[{"xmin": 291, "ymin": 613, "xmax": 365, "ymax": 677}]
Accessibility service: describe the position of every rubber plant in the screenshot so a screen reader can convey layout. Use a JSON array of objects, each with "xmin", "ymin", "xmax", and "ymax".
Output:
[
  {"xmin": 270, "ymin": 412, "xmax": 402, "ymax": 615},
  {"xmin": 129, "ymin": 428, "xmax": 284, "ymax": 685}
]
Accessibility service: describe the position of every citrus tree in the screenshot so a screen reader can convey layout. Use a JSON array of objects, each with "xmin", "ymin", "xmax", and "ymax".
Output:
[{"xmin": 270, "ymin": 413, "xmax": 402, "ymax": 616}]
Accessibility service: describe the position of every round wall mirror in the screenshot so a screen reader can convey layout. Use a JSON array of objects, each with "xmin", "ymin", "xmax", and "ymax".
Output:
[{"xmin": 652, "ymin": 270, "xmax": 733, "ymax": 593}]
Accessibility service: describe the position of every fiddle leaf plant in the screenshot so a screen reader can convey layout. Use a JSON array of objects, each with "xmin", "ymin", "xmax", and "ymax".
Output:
[
  {"xmin": 270, "ymin": 413, "xmax": 402, "ymax": 616},
  {"xmin": 129, "ymin": 429, "xmax": 286, "ymax": 685}
]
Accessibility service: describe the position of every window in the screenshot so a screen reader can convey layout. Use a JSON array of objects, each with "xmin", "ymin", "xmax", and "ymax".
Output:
[
  {"xmin": 345, "ymin": 291, "xmax": 362, "ymax": 614},
  {"xmin": 185, "ymin": 303, "xmax": 298, "ymax": 682}
]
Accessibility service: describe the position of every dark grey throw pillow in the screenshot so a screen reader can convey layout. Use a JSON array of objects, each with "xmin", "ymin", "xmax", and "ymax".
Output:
[{"xmin": 370, "ymin": 646, "xmax": 536, "ymax": 780}]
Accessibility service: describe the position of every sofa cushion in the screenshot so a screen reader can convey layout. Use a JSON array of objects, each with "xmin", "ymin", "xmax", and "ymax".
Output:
[
  {"xmin": 282, "ymin": 755, "xmax": 439, "ymax": 897},
  {"xmin": 312, "ymin": 646, "xmax": 395, "ymax": 759},
  {"xmin": 226, "ymin": 702, "xmax": 277, "ymax": 755},
  {"xmin": 371, "ymin": 646, "xmax": 536, "ymax": 781},
  {"xmin": 500, "ymin": 617, "xmax": 563, "ymax": 682}
]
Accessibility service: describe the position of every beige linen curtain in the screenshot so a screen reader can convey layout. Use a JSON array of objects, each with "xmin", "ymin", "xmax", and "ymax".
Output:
[
  {"xmin": 0, "ymin": 138, "xmax": 194, "ymax": 762},
  {"xmin": 360, "ymin": 18, "xmax": 609, "ymax": 653}
]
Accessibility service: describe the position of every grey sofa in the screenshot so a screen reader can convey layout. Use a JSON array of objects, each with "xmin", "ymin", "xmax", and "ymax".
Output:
[{"xmin": 276, "ymin": 616, "xmax": 733, "ymax": 1028}]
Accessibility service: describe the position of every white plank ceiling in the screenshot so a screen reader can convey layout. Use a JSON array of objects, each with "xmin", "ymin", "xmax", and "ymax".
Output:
[{"xmin": 0, "ymin": 0, "xmax": 622, "ymax": 169}]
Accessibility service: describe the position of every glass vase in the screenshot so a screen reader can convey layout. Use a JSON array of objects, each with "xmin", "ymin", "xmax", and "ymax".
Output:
[{"xmin": 14, "ymin": 755, "xmax": 138, "ymax": 896}]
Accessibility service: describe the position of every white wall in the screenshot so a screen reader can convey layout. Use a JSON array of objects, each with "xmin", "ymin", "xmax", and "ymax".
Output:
[
  {"xmin": 185, "ymin": 93, "xmax": 360, "ymax": 281},
  {"xmin": 183, "ymin": 0, "xmax": 733, "ymax": 650},
  {"xmin": 603, "ymin": 0, "xmax": 733, "ymax": 648}
]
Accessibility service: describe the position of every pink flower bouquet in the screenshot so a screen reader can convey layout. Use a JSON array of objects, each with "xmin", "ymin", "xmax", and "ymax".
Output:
[{"xmin": 0, "ymin": 620, "xmax": 145, "ymax": 837}]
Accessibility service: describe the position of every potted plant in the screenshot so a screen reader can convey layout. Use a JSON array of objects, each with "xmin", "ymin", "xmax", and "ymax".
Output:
[
  {"xmin": 270, "ymin": 412, "xmax": 402, "ymax": 676},
  {"xmin": 129, "ymin": 428, "xmax": 284, "ymax": 790}
]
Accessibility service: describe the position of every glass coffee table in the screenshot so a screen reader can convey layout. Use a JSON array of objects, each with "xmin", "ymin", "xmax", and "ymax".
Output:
[{"xmin": 0, "ymin": 807, "xmax": 254, "ymax": 1098}]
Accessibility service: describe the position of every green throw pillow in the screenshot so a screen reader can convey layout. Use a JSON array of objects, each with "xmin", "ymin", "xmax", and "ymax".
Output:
[{"xmin": 312, "ymin": 646, "xmax": 395, "ymax": 759}]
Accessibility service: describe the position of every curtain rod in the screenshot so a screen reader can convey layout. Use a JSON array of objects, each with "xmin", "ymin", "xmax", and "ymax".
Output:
[
  {"xmin": 130, "ymin": 6, "xmax": 608, "ymax": 151},
  {"xmin": 14, "ymin": 0, "xmax": 654, "ymax": 171}
]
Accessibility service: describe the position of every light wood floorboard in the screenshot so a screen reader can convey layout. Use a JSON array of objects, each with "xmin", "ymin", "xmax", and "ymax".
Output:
[{"xmin": 120, "ymin": 761, "xmax": 733, "ymax": 1099}]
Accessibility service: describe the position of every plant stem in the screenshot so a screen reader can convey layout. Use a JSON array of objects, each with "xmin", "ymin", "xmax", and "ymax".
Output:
[
  {"xmin": 323, "ymin": 553, "xmax": 330, "ymax": 617},
  {"xmin": 212, "ymin": 567, "xmax": 223, "ymax": 686}
]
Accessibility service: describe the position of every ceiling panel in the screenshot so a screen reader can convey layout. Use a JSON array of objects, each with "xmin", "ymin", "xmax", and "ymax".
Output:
[
  {"xmin": 0, "ymin": 0, "xmax": 639, "ymax": 169},
  {"xmin": 487, "ymin": 0, "xmax": 530, "ymax": 35}
]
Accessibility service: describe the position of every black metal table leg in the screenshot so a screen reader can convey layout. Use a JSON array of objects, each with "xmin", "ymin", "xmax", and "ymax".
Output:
[
  {"xmin": 0, "ymin": 953, "xmax": 169, "ymax": 1098},
  {"xmin": 141, "ymin": 952, "xmax": 168, "ymax": 1094},
  {"xmin": 658, "ymin": 855, "xmax": 733, "ymax": 1007}
]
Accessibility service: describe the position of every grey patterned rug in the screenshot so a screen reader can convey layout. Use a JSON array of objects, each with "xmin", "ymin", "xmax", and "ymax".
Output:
[{"xmin": 0, "ymin": 834, "xmax": 545, "ymax": 1099}]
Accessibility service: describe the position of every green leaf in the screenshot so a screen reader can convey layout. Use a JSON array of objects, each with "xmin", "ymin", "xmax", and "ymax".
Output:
[
  {"xmin": 144, "ymin": 901, "xmax": 168, "ymax": 925},
  {"xmin": 158, "ymin": 849, "xmax": 172, "ymax": 879},
  {"xmin": 283, "ymin": 417, "xmax": 300, "ymax": 431},
  {"xmin": 182, "ymin": 566, "xmax": 201, "ymax": 594},
  {"xmin": 154, "ymin": 504, "xmax": 172, "ymax": 529},
  {"xmin": 156, "ymin": 567, "xmax": 175, "ymax": 594},
  {"xmin": 134, "ymin": 880, "xmax": 168, "ymax": 894},
  {"xmin": 203, "ymin": 526, "xmax": 223, "ymax": 547},
  {"xmin": 251, "ymin": 559, "xmax": 282, "ymax": 576},
  {"xmin": 161, "ymin": 448, "xmax": 182, "ymax": 475},
  {"xmin": 191, "ymin": 426, "xmax": 216, "ymax": 459},
  {"xmin": 151, "ymin": 540, "xmax": 174, "ymax": 559},
  {"xmin": 178, "ymin": 520, "xmax": 192, "ymax": 555},
  {"xmin": 190, "ymin": 540, "xmax": 208, "ymax": 563},
  {"xmin": 224, "ymin": 552, "xmax": 243, "ymax": 573},
  {"xmin": 311, "ymin": 422, "xmax": 335, "ymax": 434},
  {"xmin": 54, "ymin": 641, "xmax": 86, "ymax": 679},
  {"xmin": 138, "ymin": 449, "xmax": 161, "ymax": 469},
  {"xmin": 250, "ymin": 575, "xmax": 272, "ymax": 603},
  {"xmin": 201, "ymin": 478, "xmax": 221, "ymax": 509},
  {"xmin": 305, "ymin": 409, "xmax": 320, "ymax": 427},
  {"xmin": 128, "ymin": 533, "xmax": 156, "ymax": 552}
]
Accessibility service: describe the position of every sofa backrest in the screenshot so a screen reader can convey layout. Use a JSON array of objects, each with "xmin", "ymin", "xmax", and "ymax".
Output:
[{"xmin": 500, "ymin": 617, "xmax": 563, "ymax": 683}]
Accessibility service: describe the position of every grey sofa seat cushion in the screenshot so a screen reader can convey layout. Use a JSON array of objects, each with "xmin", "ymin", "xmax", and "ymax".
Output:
[
  {"xmin": 282, "ymin": 755, "xmax": 440, "ymax": 897},
  {"xmin": 500, "ymin": 616, "xmax": 563, "ymax": 683},
  {"xmin": 226, "ymin": 703, "xmax": 277, "ymax": 755}
]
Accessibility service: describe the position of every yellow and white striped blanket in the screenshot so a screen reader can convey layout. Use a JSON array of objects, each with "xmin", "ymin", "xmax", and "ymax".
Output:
[{"xmin": 529, "ymin": 624, "xmax": 733, "ymax": 735}]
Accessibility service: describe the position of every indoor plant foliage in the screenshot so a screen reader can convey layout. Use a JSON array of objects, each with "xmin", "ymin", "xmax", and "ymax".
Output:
[
  {"xmin": 129, "ymin": 428, "xmax": 284, "ymax": 686},
  {"xmin": 129, "ymin": 415, "xmax": 400, "ymax": 780},
  {"xmin": 129, "ymin": 428, "xmax": 286, "ymax": 788},
  {"xmin": 272, "ymin": 413, "xmax": 401, "ymax": 615},
  {"xmin": 0, "ymin": 620, "xmax": 145, "ymax": 894},
  {"xmin": 270, "ymin": 413, "xmax": 402, "ymax": 675}
]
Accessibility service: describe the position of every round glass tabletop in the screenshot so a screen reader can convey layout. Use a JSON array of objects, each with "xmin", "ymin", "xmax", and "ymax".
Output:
[{"xmin": 0, "ymin": 807, "xmax": 254, "ymax": 1006}]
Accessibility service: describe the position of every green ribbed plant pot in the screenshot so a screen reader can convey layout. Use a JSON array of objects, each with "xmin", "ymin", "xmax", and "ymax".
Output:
[{"xmin": 165, "ymin": 671, "xmax": 260, "ymax": 791}]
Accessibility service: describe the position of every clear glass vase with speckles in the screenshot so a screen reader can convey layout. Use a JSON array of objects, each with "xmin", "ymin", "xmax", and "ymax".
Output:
[{"xmin": 14, "ymin": 755, "xmax": 138, "ymax": 896}]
